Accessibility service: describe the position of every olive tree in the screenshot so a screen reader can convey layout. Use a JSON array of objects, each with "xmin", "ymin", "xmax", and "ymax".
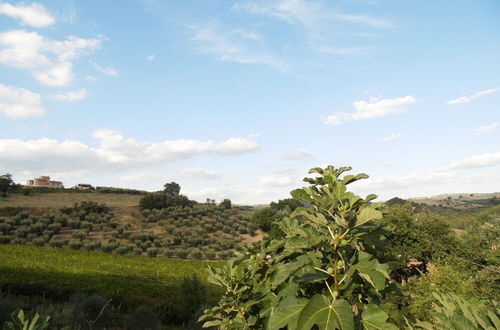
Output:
[{"xmin": 0, "ymin": 173, "xmax": 13, "ymax": 197}]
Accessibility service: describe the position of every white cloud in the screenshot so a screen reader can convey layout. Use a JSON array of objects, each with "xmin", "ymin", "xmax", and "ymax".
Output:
[
  {"xmin": 0, "ymin": 2, "xmax": 55, "ymax": 27},
  {"xmin": 324, "ymin": 96, "xmax": 416, "ymax": 125},
  {"xmin": 50, "ymin": 89, "xmax": 88, "ymax": 102},
  {"xmin": 90, "ymin": 60, "xmax": 118, "ymax": 76},
  {"xmin": 188, "ymin": 22, "xmax": 286, "ymax": 70},
  {"xmin": 0, "ymin": 130, "xmax": 260, "ymax": 173},
  {"xmin": 234, "ymin": 0, "xmax": 390, "ymax": 58},
  {"xmin": 120, "ymin": 168, "xmax": 222, "ymax": 188},
  {"xmin": 376, "ymin": 132, "xmax": 401, "ymax": 143},
  {"xmin": 85, "ymin": 75, "xmax": 96, "ymax": 81},
  {"xmin": 235, "ymin": 0, "xmax": 390, "ymax": 28},
  {"xmin": 145, "ymin": 54, "xmax": 156, "ymax": 61},
  {"xmin": 0, "ymin": 29, "xmax": 102, "ymax": 87},
  {"xmin": 33, "ymin": 61, "xmax": 73, "ymax": 86},
  {"xmin": 352, "ymin": 168, "xmax": 500, "ymax": 200},
  {"xmin": 0, "ymin": 83, "xmax": 46, "ymax": 118},
  {"xmin": 282, "ymin": 148, "xmax": 315, "ymax": 160},
  {"xmin": 448, "ymin": 152, "xmax": 500, "ymax": 169},
  {"xmin": 475, "ymin": 123, "xmax": 498, "ymax": 135},
  {"xmin": 176, "ymin": 167, "xmax": 222, "ymax": 180},
  {"xmin": 184, "ymin": 185, "xmax": 279, "ymax": 205},
  {"xmin": 447, "ymin": 88, "xmax": 500, "ymax": 105},
  {"xmin": 260, "ymin": 174, "xmax": 298, "ymax": 187}
]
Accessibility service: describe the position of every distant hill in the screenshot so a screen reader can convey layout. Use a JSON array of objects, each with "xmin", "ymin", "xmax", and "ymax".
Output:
[{"xmin": 408, "ymin": 192, "xmax": 500, "ymax": 210}]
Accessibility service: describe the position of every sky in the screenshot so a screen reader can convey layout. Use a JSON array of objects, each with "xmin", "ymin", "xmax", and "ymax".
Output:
[{"xmin": 0, "ymin": 0, "xmax": 499, "ymax": 204}]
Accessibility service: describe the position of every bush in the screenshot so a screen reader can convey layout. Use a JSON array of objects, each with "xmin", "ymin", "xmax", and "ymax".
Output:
[
  {"xmin": 139, "ymin": 193, "xmax": 167, "ymax": 210},
  {"xmin": 126, "ymin": 305, "xmax": 160, "ymax": 330},
  {"xmin": 32, "ymin": 237, "xmax": 45, "ymax": 247},
  {"xmin": 48, "ymin": 238, "xmax": 68, "ymax": 248},
  {"xmin": 70, "ymin": 294, "xmax": 113, "ymax": 330},
  {"xmin": 114, "ymin": 246, "xmax": 129, "ymax": 255},
  {"xmin": 69, "ymin": 240, "xmax": 83, "ymax": 250},
  {"xmin": 176, "ymin": 275, "xmax": 207, "ymax": 324},
  {"xmin": 188, "ymin": 248, "xmax": 203, "ymax": 260},
  {"xmin": 0, "ymin": 235, "xmax": 11, "ymax": 244},
  {"xmin": 0, "ymin": 296, "xmax": 19, "ymax": 325},
  {"xmin": 146, "ymin": 248, "xmax": 159, "ymax": 257}
]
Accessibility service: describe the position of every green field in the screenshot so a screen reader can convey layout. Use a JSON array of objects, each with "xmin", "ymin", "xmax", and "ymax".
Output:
[
  {"xmin": 0, "ymin": 192, "xmax": 142, "ymax": 208},
  {"xmin": 0, "ymin": 245, "xmax": 221, "ymax": 313}
]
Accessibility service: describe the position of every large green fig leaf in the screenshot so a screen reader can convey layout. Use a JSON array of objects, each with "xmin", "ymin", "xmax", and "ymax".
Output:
[
  {"xmin": 291, "ymin": 189, "xmax": 313, "ymax": 203},
  {"xmin": 268, "ymin": 296, "xmax": 308, "ymax": 330},
  {"xmin": 352, "ymin": 251, "xmax": 390, "ymax": 291},
  {"xmin": 361, "ymin": 305, "xmax": 398, "ymax": 330},
  {"xmin": 297, "ymin": 294, "xmax": 354, "ymax": 330},
  {"xmin": 354, "ymin": 207, "xmax": 382, "ymax": 228}
]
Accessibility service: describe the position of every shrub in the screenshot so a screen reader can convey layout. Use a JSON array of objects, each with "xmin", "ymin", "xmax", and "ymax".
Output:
[
  {"xmin": 10, "ymin": 237, "xmax": 26, "ymax": 245},
  {"xmin": 146, "ymin": 248, "xmax": 159, "ymax": 257},
  {"xmin": 32, "ymin": 238, "xmax": 45, "ymax": 247},
  {"xmin": 0, "ymin": 296, "xmax": 19, "ymax": 325},
  {"xmin": 114, "ymin": 246, "xmax": 129, "ymax": 255},
  {"xmin": 175, "ymin": 275, "xmax": 208, "ymax": 324},
  {"xmin": 68, "ymin": 240, "xmax": 83, "ymax": 250},
  {"xmin": 69, "ymin": 294, "xmax": 113, "ymax": 330},
  {"xmin": 175, "ymin": 249, "xmax": 189, "ymax": 258},
  {"xmin": 204, "ymin": 250, "xmax": 216, "ymax": 260},
  {"xmin": 82, "ymin": 241, "xmax": 101, "ymax": 251},
  {"xmin": 188, "ymin": 248, "xmax": 203, "ymax": 260},
  {"xmin": 0, "ymin": 235, "xmax": 11, "ymax": 244},
  {"xmin": 48, "ymin": 238, "xmax": 67, "ymax": 248},
  {"xmin": 126, "ymin": 305, "xmax": 160, "ymax": 330}
]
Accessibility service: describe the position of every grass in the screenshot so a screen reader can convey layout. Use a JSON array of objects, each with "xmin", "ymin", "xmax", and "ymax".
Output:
[
  {"xmin": 0, "ymin": 245, "xmax": 221, "ymax": 311},
  {"xmin": 0, "ymin": 193, "xmax": 142, "ymax": 208}
]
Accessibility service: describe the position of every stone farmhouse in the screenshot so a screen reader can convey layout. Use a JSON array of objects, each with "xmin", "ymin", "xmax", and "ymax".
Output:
[{"xmin": 25, "ymin": 176, "xmax": 64, "ymax": 189}]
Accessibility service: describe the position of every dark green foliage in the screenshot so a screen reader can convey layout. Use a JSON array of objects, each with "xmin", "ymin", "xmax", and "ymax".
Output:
[
  {"xmin": 251, "ymin": 207, "xmax": 279, "ymax": 231},
  {"xmin": 220, "ymin": 199, "xmax": 232, "ymax": 209},
  {"xmin": 126, "ymin": 305, "xmax": 160, "ymax": 330},
  {"xmin": 163, "ymin": 182, "xmax": 181, "ymax": 197},
  {"xmin": 165, "ymin": 194, "xmax": 195, "ymax": 208},
  {"xmin": 252, "ymin": 198, "xmax": 303, "ymax": 239},
  {"xmin": 0, "ymin": 296, "xmax": 19, "ymax": 325},
  {"xmin": 270, "ymin": 198, "xmax": 302, "ymax": 211},
  {"xmin": 0, "ymin": 174, "xmax": 14, "ymax": 197},
  {"xmin": 176, "ymin": 275, "xmax": 207, "ymax": 324},
  {"xmin": 139, "ymin": 193, "xmax": 195, "ymax": 210},
  {"xmin": 69, "ymin": 294, "xmax": 113, "ymax": 330},
  {"xmin": 379, "ymin": 204, "xmax": 461, "ymax": 281},
  {"xmin": 95, "ymin": 186, "xmax": 147, "ymax": 195},
  {"xmin": 201, "ymin": 165, "xmax": 397, "ymax": 329}
]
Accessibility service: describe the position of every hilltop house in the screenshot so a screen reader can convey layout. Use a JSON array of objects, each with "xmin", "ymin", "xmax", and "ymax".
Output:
[{"xmin": 25, "ymin": 176, "xmax": 64, "ymax": 189}]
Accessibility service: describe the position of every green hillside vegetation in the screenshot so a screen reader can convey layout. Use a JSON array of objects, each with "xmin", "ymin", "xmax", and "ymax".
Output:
[
  {"xmin": 0, "ymin": 193, "xmax": 259, "ymax": 260},
  {"xmin": 1, "ymin": 171, "xmax": 499, "ymax": 329},
  {"xmin": 0, "ymin": 192, "xmax": 142, "ymax": 208},
  {"xmin": 200, "ymin": 166, "xmax": 499, "ymax": 329},
  {"xmin": 0, "ymin": 245, "xmax": 220, "ymax": 328}
]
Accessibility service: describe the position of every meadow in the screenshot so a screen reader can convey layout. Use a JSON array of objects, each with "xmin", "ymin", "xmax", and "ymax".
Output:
[
  {"xmin": 0, "ymin": 192, "xmax": 142, "ymax": 208},
  {"xmin": 0, "ymin": 245, "xmax": 221, "ymax": 328}
]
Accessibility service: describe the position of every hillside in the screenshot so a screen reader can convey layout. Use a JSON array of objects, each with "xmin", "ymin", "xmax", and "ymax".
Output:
[
  {"xmin": 0, "ymin": 192, "xmax": 261, "ymax": 260},
  {"xmin": 408, "ymin": 192, "xmax": 500, "ymax": 209},
  {"xmin": 0, "ymin": 192, "xmax": 142, "ymax": 208}
]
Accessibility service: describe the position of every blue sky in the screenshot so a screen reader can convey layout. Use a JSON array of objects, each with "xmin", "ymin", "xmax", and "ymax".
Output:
[{"xmin": 0, "ymin": 0, "xmax": 499, "ymax": 204}]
